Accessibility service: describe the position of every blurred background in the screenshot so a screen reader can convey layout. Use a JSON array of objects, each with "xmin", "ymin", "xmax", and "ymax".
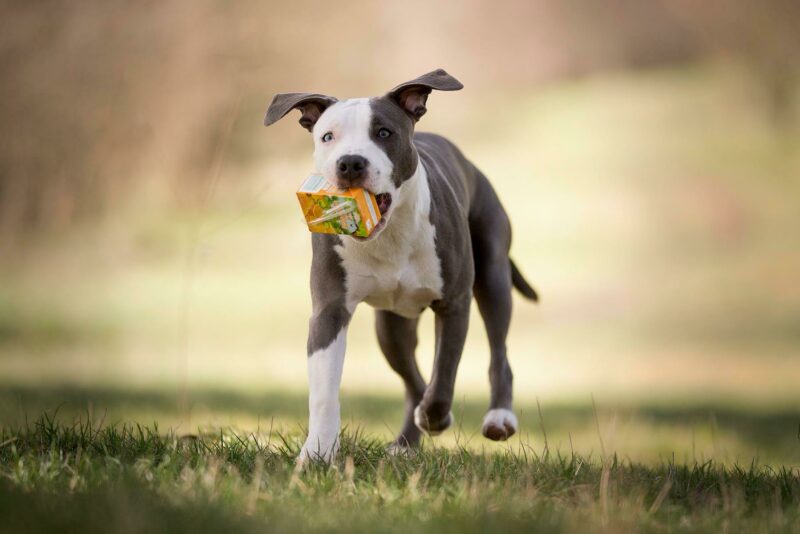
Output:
[{"xmin": 1, "ymin": 0, "xmax": 798, "ymax": 464}]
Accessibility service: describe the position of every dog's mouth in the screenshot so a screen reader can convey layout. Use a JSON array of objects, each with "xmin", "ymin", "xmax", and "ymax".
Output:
[
  {"xmin": 350, "ymin": 192, "xmax": 393, "ymax": 242},
  {"xmin": 375, "ymin": 192, "xmax": 392, "ymax": 215}
]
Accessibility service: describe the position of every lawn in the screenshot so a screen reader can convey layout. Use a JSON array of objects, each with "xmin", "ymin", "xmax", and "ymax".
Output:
[
  {"xmin": 1, "ymin": 411, "xmax": 799, "ymax": 533},
  {"xmin": 1, "ymin": 384, "xmax": 799, "ymax": 532}
]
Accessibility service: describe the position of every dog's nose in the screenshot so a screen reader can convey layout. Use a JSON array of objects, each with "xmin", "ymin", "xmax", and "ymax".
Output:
[{"xmin": 336, "ymin": 155, "xmax": 368, "ymax": 183}]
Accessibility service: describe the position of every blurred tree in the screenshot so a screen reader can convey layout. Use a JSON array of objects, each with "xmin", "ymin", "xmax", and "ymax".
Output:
[
  {"xmin": 662, "ymin": 0, "xmax": 800, "ymax": 127},
  {"xmin": 0, "ymin": 0, "xmax": 797, "ymax": 243}
]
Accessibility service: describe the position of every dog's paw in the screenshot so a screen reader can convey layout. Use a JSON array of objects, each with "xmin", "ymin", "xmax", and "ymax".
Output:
[
  {"xmin": 297, "ymin": 436, "xmax": 338, "ymax": 466},
  {"xmin": 413, "ymin": 404, "xmax": 453, "ymax": 436},
  {"xmin": 481, "ymin": 408, "xmax": 518, "ymax": 441},
  {"xmin": 385, "ymin": 440, "xmax": 417, "ymax": 457}
]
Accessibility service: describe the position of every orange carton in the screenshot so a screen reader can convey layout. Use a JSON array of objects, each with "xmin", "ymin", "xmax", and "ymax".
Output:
[{"xmin": 297, "ymin": 174, "xmax": 382, "ymax": 237}]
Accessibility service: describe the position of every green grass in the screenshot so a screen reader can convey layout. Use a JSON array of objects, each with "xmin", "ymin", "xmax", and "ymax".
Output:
[
  {"xmin": 2, "ymin": 384, "xmax": 799, "ymax": 467},
  {"xmin": 1, "ymin": 413, "xmax": 799, "ymax": 533}
]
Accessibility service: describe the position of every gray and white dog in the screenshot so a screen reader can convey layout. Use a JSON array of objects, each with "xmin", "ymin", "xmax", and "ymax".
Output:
[{"xmin": 264, "ymin": 69, "xmax": 538, "ymax": 463}]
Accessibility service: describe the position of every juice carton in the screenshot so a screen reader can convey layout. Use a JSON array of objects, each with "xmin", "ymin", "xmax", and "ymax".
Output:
[{"xmin": 296, "ymin": 174, "xmax": 382, "ymax": 237}]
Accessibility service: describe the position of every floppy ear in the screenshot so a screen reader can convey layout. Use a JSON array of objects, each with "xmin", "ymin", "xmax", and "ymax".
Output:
[
  {"xmin": 264, "ymin": 92, "xmax": 338, "ymax": 132},
  {"xmin": 387, "ymin": 69, "xmax": 463, "ymax": 122}
]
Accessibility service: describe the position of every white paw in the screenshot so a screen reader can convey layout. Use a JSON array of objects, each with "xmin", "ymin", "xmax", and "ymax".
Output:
[
  {"xmin": 481, "ymin": 408, "xmax": 518, "ymax": 441},
  {"xmin": 297, "ymin": 435, "xmax": 339, "ymax": 465},
  {"xmin": 413, "ymin": 405, "xmax": 453, "ymax": 436}
]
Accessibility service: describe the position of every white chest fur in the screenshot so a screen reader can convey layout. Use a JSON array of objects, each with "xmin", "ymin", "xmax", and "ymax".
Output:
[{"xmin": 335, "ymin": 164, "xmax": 443, "ymax": 319}]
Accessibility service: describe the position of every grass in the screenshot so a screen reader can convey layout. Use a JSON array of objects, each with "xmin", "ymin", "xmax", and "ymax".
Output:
[
  {"xmin": 2, "ymin": 383, "xmax": 800, "ymax": 467},
  {"xmin": 1, "ymin": 413, "xmax": 799, "ymax": 533}
]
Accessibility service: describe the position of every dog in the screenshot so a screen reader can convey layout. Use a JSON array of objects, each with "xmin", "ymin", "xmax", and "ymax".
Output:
[{"xmin": 264, "ymin": 69, "xmax": 538, "ymax": 463}]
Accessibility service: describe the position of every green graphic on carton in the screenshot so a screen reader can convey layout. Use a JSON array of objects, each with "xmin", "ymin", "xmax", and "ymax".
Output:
[{"xmin": 305, "ymin": 194, "xmax": 366, "ymax": 235}]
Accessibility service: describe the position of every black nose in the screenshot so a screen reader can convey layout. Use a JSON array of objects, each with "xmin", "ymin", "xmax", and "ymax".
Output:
[{"xmin": 336, "ymin": 155, "xmax": 368, "ymax": 182}]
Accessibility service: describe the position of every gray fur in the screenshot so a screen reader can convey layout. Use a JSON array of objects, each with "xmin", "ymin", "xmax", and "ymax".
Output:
[
  {"xmin": 375, "ymin": 310, "xmax": 426, "ymax": 446},
  {"xmin": 367, "ymin": 97, "xmax": 418, "ymax": 187},
  {"xmin": 264, "ymin": 93, "xmax": 338, "ymax": 132},
  {"xmin": 306, "ymin": 233, "xmax": 350, "ymax": 354},
  {"xmin": 387, "ymin": 68, "xmax": 464, "ymax": 121}
]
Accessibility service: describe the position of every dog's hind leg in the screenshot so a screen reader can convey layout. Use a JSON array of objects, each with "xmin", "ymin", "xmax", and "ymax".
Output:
[
  {"xmin": 470, "ymin": 184, "xmax": 519, "ymax": 441},
  {"xmin": 473, "ymin": 257, "xmax": 519, "ymax": 441},
  {"xmin": 375, "ymin": 310, "xmax": 426, "ymax": 449}
]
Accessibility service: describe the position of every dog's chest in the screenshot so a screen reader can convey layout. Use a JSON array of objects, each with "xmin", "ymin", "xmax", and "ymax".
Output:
[{"xmin": 336, "ymin": 223, "xmax": 443, "ymax": 319}]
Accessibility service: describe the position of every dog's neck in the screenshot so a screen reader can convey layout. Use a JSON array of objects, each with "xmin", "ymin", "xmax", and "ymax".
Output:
[{"xmin": 388, "ymin": 158, "xmax": 430, "ymax": 232}]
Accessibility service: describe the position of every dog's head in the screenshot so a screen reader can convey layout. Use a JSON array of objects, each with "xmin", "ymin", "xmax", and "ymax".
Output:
[{"xmin": 265, "ymin": 69, "xmax": 462, "ymax": 238}]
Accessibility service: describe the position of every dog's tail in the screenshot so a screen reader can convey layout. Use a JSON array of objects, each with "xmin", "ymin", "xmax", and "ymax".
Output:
[{"xmin": 510, "ymin": 259, "xmax": 539, "ymax": 302}]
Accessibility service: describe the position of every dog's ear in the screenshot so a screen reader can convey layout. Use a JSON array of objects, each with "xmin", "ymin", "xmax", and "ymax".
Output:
[
  {"xmin": 387, "ymin": 69, "xmax": 463, "ymax": 122},
  {"xmin": 264, "ymin": 93, "xmax": 338, "ymax": 132}
]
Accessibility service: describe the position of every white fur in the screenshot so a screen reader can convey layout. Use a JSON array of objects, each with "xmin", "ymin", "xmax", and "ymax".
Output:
[
  {"xmin": 298, "ymin": 328, "xmax": 347, "ymax": 464},
  {"xmin": 312, "ymin": 98, "xmax": 396, "ymax": 197},
  {"xmin": 481, "ymin": 408, "xmax": 518, "ymax": 435},
  {"xmin": 335, "ymin": 163, "xmax": 443, "ymax": 319}
]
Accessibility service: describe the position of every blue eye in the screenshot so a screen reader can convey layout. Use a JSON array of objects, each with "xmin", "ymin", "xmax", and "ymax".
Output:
[
  {"xmin": 378, "ymin": 128, "xmax": 391, "ymax": 139},
  {"xmin": 322, "ymin": 132, "xmax": 334, "ymax": 142}
]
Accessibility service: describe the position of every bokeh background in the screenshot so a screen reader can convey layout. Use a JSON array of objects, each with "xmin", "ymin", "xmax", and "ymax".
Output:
[{"xmin": 1, "ymin": 0, "xmax": 799, "ymax": 465}]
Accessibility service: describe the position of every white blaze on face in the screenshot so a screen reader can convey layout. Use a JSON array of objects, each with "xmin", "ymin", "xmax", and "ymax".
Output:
[{"xmin": 312, "ymin": 98, "xmax": 396, "ymax": 196}]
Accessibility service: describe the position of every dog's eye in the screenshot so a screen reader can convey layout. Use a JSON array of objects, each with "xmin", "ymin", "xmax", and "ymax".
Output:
[
  {"xmin": 321, "ymin": 132, "xmax": 334, "ymax": 143},
  {"xmin": 377, "ymin": 128, "xmax": 392, "ymax": 139}
]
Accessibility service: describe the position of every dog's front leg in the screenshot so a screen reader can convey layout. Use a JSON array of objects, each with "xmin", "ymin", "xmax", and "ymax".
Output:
[
  {"xmin": 299, "ymin": 309, "xmax": 351, "ymax": 464},
  {"xmin": 413, "ymin": 298, "xmax": 470, "ymax": 435}
]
